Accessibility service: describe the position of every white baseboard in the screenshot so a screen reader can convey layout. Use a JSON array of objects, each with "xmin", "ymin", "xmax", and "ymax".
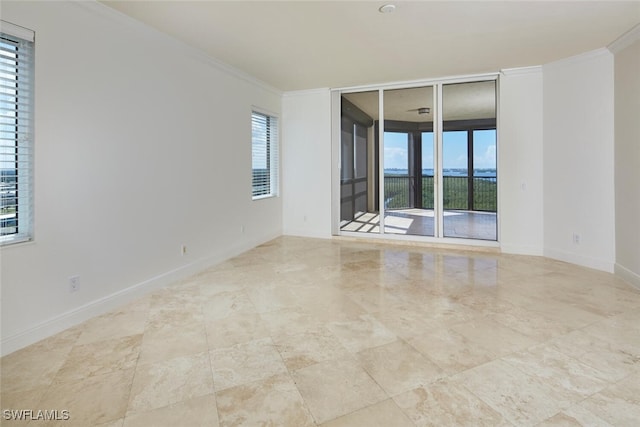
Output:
[
  {"xmin": 543, "ymin": 248, "xmax": 615, "ymax": 273},
  {"xmin": 500, "ymin": 244, "xmax": 544, "ymax": 257},
  {"xmin": 0, "ymin": 232, "xmax": 280, "ymax": 357},
  {"xmin": 282, "ymin": 228, "xmax": 332, "ymax": 239},
  {"xmin": 615, "ymin": 263, "xmax": 640, "ymax": 290}
]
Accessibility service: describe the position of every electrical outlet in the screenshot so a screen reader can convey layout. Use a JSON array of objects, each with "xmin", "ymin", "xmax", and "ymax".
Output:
[
  {"xmin": 69, "ymin": 276, "xmax": 80, "ymax": 292},
  {"xmin": 240, "ymin": 225, "xmax": 245, "ymax": 233},
  {"xmin": 572, "ymin": 233, "xmax": 581, "ymax": 244},
  {"xmin": 181, "ymin": 245, "xmax": 187, "ymax": 256}
]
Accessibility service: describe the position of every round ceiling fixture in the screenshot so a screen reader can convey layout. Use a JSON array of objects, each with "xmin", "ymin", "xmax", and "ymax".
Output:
[{"xmin": 379, "ymin": 4, "xmax": 396, "ymax": 13}]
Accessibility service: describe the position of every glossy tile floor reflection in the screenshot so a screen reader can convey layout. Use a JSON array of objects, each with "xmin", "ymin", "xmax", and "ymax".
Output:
[{"xmin": 2, "ymin": 236, "xmax": 640, "ymax": 426}]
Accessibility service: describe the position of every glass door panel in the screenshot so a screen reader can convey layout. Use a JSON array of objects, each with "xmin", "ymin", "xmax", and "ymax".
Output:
[
  {"xmin": 383, "ymin": 131, "xmax": 410, "ymax": 234},
  {"xmin": 340, "ymin": 115, "xmax": 354, "ymax": 222},
  {"xmin": 340, "ymin": 91, "xmax": 379, "ymax": 233},
  {"xmin": 383, "ymin": 86, "xmax": 434, "ymax": 236},
  {"xmin": 421, "ymin": 132, "xmax": 434, "ymax": 210},
  {"xmin": 353, "ymin": 124, "xmax": 368, "ymax": 216},
  {"xmin": 442, "ymin": 81, "xmax": 497, "ymax": 240},
  {"xmin": 472, "ymin": 129, "xmax": 497, "ymax": 213},
  {"xmin": 442, "ymin": 130, "xmax": 469, "ymax": 214}
]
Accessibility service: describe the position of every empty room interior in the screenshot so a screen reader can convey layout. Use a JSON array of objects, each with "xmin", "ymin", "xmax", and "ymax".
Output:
[{"xmin": 1, "ymin": 1, "xmax": 640, "ymax": 426}]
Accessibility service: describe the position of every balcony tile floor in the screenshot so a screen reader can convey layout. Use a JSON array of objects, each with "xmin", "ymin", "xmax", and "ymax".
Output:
[
  {"xmin": 2, "ymin": 236, "xmax": 639, "ymax": 426},
  {"xmin": 341, "ymin": 209, "xmax": 497, "ymax": 240}
]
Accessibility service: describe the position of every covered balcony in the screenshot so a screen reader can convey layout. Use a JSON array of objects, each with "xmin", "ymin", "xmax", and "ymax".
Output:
[
  {"xmin": 339, "ymin": 81, "xmax": 498, "ymax": 241},
  {"xmin": 341, "ymin": 173, "xmax": 497, "ymax": 241}
]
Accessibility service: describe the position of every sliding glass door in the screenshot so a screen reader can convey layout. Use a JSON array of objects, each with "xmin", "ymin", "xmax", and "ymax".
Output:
[{"xmin": 338, "ymin": 77, "xmax": 497, "ymax": 242}]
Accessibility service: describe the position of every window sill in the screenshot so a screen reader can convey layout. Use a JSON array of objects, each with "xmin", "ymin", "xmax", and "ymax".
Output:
[
  {"xmin": 252, "ymin": 194, "xmax": 278, "ymax": 201},
  {"xmin": 0, "ymin": 235, "xmax": 33, "ymax": 247}
]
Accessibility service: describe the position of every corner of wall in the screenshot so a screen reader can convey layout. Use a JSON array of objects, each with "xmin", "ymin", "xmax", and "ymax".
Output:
[
  {"xmin": 608, "ymin": 23, "xmax": 640, "ymax": 54},
  {"xmin": 615, "ymin": 263, "xmax": 640, "ymax": 291},
  {"xmin": 281, "ymin": 89, "xmax": 333, "ymax": 239},
  {"xmin": 612, "ymin": 33, "xmax": 640, "ymax": 288},
  {"xmin": 0, "ymin": 0, "xmax": 284, "ymax": 356},
  {"xmin": 542, "ymin": 48, "xmax": 616, "ymax": 273},
  {"xmin": 498, "ymin": 66, "xmax": 544, "ymax": 257}
]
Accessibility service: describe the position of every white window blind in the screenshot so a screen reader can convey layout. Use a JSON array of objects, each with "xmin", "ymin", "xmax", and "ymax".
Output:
[
  {"xmin": 251, "ymin": 111, "xmax": 278, "ymax": 199},
  {"xmin": 1, "ymin": 22, "xmax": 34, "ymax": 245}
]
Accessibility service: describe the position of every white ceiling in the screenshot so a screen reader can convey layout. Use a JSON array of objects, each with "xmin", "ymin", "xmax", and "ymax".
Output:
[{"xmin": 101, "ymin": 1, "xmax": 640, "ymax": 92}]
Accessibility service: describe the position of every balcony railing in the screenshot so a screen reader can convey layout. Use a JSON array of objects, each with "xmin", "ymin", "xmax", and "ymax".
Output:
[{"xmin": 384, "ymin": 175, "xmax": 497, "ymax": 212}]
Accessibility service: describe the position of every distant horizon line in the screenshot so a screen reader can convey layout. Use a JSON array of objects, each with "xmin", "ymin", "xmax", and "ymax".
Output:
[{"xmin": 384, "ymin": 167, "xmax": 496, "ymax": 170}]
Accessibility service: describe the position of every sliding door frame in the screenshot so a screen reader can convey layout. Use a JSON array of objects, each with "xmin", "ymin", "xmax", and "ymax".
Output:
[
  {"xmin": 435, "ymin": 83, "xmax": 444, "ymax": 239},
  {"xmin": 332, "ymin": 73, "xmax": 500, "ymax": 247},
  {"xmin": 378, "ymin": 89, "xmax": 385, "ymax": 234}
]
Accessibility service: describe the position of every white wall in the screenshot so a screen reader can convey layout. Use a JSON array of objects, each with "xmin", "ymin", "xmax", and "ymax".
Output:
[
  {"xmin": 281, "ymin": 90, "xmax": 332, "ymax": 238},
  {"xmin": 0, "ymin": 1, "xmax": 282, "ymax": 355},
  {"xmin": 498, "ymin": 67, "xmax": 544, "ymax": 256},
  {"xmin": 611, "ymin": 30, "xmax": 640, "ymax": 288},
  {"xmin": 542, "ymin": 49, "xmax": 615, "ymax": 272}
]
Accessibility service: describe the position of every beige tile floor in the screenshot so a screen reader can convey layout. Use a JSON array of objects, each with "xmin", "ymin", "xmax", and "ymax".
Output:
[{"xmin": 2, "ymin": 236, "xmax": 640, "ymax": 426}]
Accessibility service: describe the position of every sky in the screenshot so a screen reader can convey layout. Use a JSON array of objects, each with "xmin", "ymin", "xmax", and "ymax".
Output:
[{"xmin": 384, "ymin": 130, "xmax": 496, "ymax": 170}]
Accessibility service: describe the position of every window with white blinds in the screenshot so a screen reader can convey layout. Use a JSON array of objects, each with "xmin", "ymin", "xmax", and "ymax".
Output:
[
  {"xmin": 251, "ymin": 110, "xmax": 278, "ymax": 199},
  {"xmin": 1, "ymin": 22, "xmax": 34, "ymax": 245}
]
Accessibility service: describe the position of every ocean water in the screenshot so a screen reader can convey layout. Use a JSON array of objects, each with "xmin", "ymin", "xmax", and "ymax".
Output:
[{"xmin": 385, "ymin": 168, "xmax": 496, "ymax": 177}]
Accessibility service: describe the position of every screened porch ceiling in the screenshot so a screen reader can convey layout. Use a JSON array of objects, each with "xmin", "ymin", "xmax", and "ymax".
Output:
[{"xmin": 342, "ymin": 81, "xmax": 497, "ymax": 123}]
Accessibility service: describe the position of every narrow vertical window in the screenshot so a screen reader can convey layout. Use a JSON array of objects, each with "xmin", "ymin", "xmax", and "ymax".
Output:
[
  {"xmin": 1, "ymin": 22, "xmax": 34, "ymax": 245},
  {"xmin": 251, "ymin": 110, "xmax": 278, "ymax": 199}
]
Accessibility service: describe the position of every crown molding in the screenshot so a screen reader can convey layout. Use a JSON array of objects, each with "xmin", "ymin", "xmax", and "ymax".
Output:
[
  {"xmin": 608, "ymin": 24, "xmax": 640, "ymax": 54},
  {"xmin": 73, "ymin": 0, "xmax": 282, "ymax": 96},
  {"xmin": 501, "ymin": 66, "xmax": 543, "ymax": 76},
  {"xmin": 543, "ymin": 48, "xmax": 612, "ymax": 70},
  {"xmin": 283, "ymin": 88, "xmax": 331, "ymax": 97}
]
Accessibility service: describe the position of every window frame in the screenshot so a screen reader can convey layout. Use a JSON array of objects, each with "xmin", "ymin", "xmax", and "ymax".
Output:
[
  {"xmin": 0, "ymin": 21, "xmax": 35, "ymax": 246},
  {"xmin": 251, "ymin": 109, "xmax": 279, "ymax": 200}
]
